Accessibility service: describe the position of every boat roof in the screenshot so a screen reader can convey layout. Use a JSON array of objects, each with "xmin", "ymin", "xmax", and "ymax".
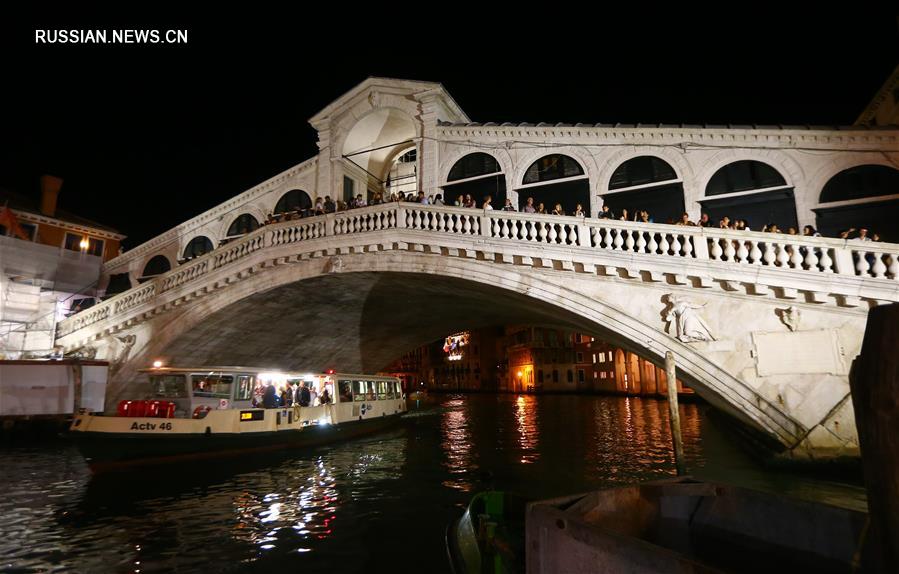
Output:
[{"xmin": 138, "ymin": 366, "xmax": 398, "ymax": 379}]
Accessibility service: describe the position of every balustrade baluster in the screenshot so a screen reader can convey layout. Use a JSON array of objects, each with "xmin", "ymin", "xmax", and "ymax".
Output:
[
  {"xmin": 647, "ymin": 233, "xmax": 658, "ymax": 254},
  {"xmin": 775, "ymin": 244, "xmax": 789, "ymax": 267},
  {"xmin": 736, "ymin": 241, "xmax": 748, "ymax": 263},
  {"xmin": 636, "ymin": 232, "xmax": 647, "ymax": 253},
  {"xmin": 659, "ymin": 234, "xmax": 670, "ymax": 255},
  {"xmin": 539, "ymin": 222, "xmax": 548, "ymax": 243},
  {"xmin": 710, "ymin": 238, "xmax": 723, "ymax": 261},
  {"xmin": 887, "ymin": 252, "xmax": 899, "ymax": 280},
  {"xmin": 682, "ymin": 236, "xmax": 693, "ymax": 258},
  {"xmin": 555, "ymin": 225, "xmax": 565, "ymax": 244},
  {"xmin": 502, "ymin": 219, "xmax": 511, "ymax": 239},
  {"xmin": 671, "ymin": 235, "xmax": 683, "ymax": 257},
  {"xmin": 870, "ymin": 253, "xmax": 887, "ymax": 279},
  {"xmin": 463, "ymin": 216, "xmax": 472, "ymax": 235},
  {"xmin": 723, "ymin": 239, "xmax": 735, "ymax": 262},
  {"xmin": 602, "ymin": 228, "xmax": 613, "ymax": 249},
  {"xmin": 855, "ymin": 250, "xmax": 871, "ymax": 276},
  {"xmin": 789, "ymin": 244, "xmax": 803, "ymax": 269},
  {"xmin": 624, "ymin": 230, "xmax": 635, "ymax": 251},
  {"xmin": 612, "ymin": 229, "xmax": 624, "ymax": 250}
]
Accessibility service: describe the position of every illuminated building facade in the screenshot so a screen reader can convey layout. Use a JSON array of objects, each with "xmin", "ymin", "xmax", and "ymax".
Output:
[{"xmin": 0, "ymin": 176, "xmax": 125, "ymax": 358}]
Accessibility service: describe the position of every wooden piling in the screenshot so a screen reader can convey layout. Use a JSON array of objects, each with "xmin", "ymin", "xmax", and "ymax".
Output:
[
  {"xmin": 850, "ymin": 303, "xmax": 899, "ymax": 572},
  {"xmin": 665, "ymin": 351, "xmax": 686, "ymax": 476}
]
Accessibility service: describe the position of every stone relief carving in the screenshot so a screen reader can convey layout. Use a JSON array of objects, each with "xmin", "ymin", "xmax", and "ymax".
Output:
[
  {"xmin": 664, "ymin": 294, "xmax": 716, "ymax": 343},
  {"xmin": 110, "ymin": 334, "xmax": 137, "ymax": 375},
  {"xmin": 66, "ymin": 346, "xmax": 98, "ymax": 359},
  {"xmin": 324, "ymin": 256, "xmax": 344, "ymax": 274},
  {"xmin": 778, "ymin": 306, "xmax": 801, "ymax": 332}
]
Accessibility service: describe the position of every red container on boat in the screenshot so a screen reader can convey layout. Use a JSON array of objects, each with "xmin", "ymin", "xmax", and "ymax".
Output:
[{"xmin": 145, "ymin": 400, "xmax": 160, "ymax": 418}]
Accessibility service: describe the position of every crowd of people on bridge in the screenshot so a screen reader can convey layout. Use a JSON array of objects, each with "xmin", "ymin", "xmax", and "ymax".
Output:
[{"xmin": 262, "ymin": 192, "xmax": 884, "ymax": 243}]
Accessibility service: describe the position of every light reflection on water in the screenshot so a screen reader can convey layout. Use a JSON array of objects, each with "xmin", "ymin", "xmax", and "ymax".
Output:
[{"xmin": 0, "ymin": 394, "xmax": 867, "ymax": 573}]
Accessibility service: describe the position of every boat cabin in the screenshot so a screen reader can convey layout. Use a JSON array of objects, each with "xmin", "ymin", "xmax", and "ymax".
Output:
[{"xmin": 139, "ymin": 367, "xmax": 403, "ymax": 419}]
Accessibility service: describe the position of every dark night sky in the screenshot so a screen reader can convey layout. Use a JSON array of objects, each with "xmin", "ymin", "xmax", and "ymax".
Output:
[{"xmin": 1, "ymin": 8, "xmax": 897, "ymax": 248}]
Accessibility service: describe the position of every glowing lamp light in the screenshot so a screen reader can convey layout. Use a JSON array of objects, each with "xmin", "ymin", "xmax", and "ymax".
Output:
[
  {"xmin": 152, "ymin": 360, "xmax": 163, "ymax": 368},
  {"xmin": 326, "ymin": 369, "xmax": 335, "ymax": 374},
  {"xmin": 517, "ymin": 371, "xmax": 523, "ymax": 378},
  {"xmin": 79, "ymin": 238, "xmax": 90, "ymax": 250}
]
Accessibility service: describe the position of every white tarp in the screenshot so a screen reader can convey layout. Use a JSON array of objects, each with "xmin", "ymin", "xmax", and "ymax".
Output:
[{"xmin": 0, "ymin": 362, "xmax": 107, "ymax": 416}]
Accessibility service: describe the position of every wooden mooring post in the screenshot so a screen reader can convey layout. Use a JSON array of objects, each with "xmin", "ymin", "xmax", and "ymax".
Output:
[
  {"xmin": 850, "ymin": 303, "xmax": 899, "ymax": 573},
  {"xmin": 665, "ymin": 351, "xmax": 686, "ymax": 476}
]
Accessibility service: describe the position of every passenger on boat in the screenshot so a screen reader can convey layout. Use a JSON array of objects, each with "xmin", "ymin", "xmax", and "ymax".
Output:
[
  {"xmin": 298, "ymin": 382, "xmax": 311, "ymax": 407},
  {"xmin": 309, "ymin": 385, "xmax": 318, "ymax": 406},
  {"xmin": 320, "ymin": 389, "xmax": 332, "ymax": 404},
  {"xmin": 262, "ymin": 383, "xmax": 280, "ymax": 408}
]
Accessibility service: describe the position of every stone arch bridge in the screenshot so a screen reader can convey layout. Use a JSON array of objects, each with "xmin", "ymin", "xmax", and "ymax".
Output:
[{"xmin": 57, "ymin": 203, "xmax": 899, "ymax": 461}]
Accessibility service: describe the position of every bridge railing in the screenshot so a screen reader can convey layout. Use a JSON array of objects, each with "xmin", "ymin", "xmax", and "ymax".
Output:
[{"xmin": 58, "ymin": 202, "xmax": 899, "ymax": 339}]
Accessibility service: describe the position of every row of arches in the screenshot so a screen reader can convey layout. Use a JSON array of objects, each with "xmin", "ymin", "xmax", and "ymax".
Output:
[
  {"xmin": 442, "ymin": 152, "xmax": 899, "ymax": 240},
  {"xmin": 134, "ymin": 158, "xmax": 898, "ymax": 282},
  {"xmin": 138, "ymin": 189, "xmax": 315, "ymax": 281}
]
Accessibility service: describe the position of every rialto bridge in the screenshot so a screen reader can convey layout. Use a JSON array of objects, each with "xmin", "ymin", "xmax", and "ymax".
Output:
[{"xmin": 57, "ymin": 78, "xmax": 899, "ymax": 461}]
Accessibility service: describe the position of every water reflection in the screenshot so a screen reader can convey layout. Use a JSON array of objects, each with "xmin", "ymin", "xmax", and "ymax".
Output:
[
  {"xmin": 440, "ymin": 398, "xmax": 475, "ymax": 491},
  {"xmin": 514, "ymin": 395, "xmax": 539, "ymax": 464},
  {"xmin": 0, "ymin": 395, "xmax": 867, "ymax": 573}
]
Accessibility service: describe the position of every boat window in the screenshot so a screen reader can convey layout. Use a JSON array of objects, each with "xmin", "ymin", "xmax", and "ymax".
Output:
[
  {"xmin": 384, "ymin": 382, "xmax": 394, "ymax": 400},
  {"xmin": 377, "ymin": 381, "xmax": 389, "ymax": 400},
  {"xmin": 235, "ymin": 375, "xmax": 254, "ymax": 401},
  {"xmin": 192, "ymin": 374, "xmax": 234, "ymax": 398},
  {"xmin": 149, "ymin": 375, "xmax": 187, "ymax": 398},
  {"xmin": 353, "ymin": 380, "xmax": 367, "ymax": 402},
  {"xmin": 395, "ymin": 381, "xmax": 401, "ymax": 396},
  {"xmin": 338, "ymin": 380, "xmax": 353, "ymax": 403}
]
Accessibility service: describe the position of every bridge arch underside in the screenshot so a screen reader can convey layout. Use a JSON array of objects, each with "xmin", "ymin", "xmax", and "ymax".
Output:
[{"xmin": 117, "ymin": 256, "xmax": 828, "ymax": 456}]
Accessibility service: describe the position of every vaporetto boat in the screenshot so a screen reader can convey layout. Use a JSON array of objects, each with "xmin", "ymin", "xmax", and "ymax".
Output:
[{"xmin": 69, "ymin": 366, "xmax": 407, "ymax": 471}]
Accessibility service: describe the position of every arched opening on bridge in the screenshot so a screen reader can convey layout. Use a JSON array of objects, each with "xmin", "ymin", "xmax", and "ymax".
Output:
[
  {"xmin": 182, "ymin": 236, "xmax": 213, "ymax": 262},
  {"xmin": 443, "ymin": 152, "xmax": 506, "ymax": 208},
  {"xmin": 140, "ymin": 255, "xmax": 171, "ymax": 283},
  {"xmin": 814, "ymin": 165, "xmax": 899, "ymax": 242},
  {"xmin": 226, "ymin": 214, "xmax": 260, "ymax": 240},
  {"xmin": 384, "ymin": 147, "xmax": 418, "ymax": 199},
  {"xmin": 137, "ymin": 268, "xmax": 794, "ymax": 449},
  {"xmin": 701, "ymin": 161, "xmax": 797, "ymax": 231},
  {"xmin": 342, "ymin": 108, "xmax": 418, "ymax": 202},
  {"xmin": 517, "ymin": 154, "xmax": 589, "ymax": 215},
  {"xmin": 274, "ymin": 189, "xmax": 313, "ymax": 216},
  {"xmin": 601, "ymin": 156, "xmax": 684, "ymax": 223}
]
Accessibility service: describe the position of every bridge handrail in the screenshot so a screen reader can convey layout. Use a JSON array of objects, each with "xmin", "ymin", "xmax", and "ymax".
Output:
[{"xmin": 57, "ymin": 202, "xmax": 899, "ymax": 339}]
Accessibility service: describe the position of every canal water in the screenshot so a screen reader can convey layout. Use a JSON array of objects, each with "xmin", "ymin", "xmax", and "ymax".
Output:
[{"xmin": 0, "ymin": 394, "xmax": 866, "ymax": 573}]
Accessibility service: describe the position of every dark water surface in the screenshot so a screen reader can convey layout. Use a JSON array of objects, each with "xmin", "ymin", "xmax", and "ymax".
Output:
[{"xmin": 0, "ymin": 394, "xmax": 866, "ymax": 573}]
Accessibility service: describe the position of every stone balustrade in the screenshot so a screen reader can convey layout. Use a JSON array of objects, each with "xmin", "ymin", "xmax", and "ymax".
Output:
[{"xmin": 58, "ymin": 203, "xmax": 899, "ymax": 339}]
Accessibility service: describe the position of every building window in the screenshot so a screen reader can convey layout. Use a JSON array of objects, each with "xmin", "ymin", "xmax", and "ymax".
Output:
[
  {"xmin": 552, "ymin": 370, "xmax": 559, "ymax": 383},
  {"xmin": 601, "ymin": 371, "xmax": 607, "ymax": 379},
  {"xmin": 19, "ymin": 223, "xmax": 37, "ymax": 241},
  {"xmin": 593, "ymin": 371, "xmax": 598, "ymax": 379},
  {"xmin": 577, "ymin": 369, "xmax": 585, "ymax": 383},
  {"xmin": 598, "ymin": 352, "xmax": 606, "ymax": 362},
  {"xmin": 343, "ymin": 176, "xmax": 355, "ymax": 203},
  {"xmin": 567, "ymin": 370, "xmax": 574, "ymax": 383},
  {"xmin": 64, "ymin": 232, "xmax": 104, "ymax": 257},
  {"xmin": 576, "ymin": 352, "xmax": 584, "ymax": 363}
]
